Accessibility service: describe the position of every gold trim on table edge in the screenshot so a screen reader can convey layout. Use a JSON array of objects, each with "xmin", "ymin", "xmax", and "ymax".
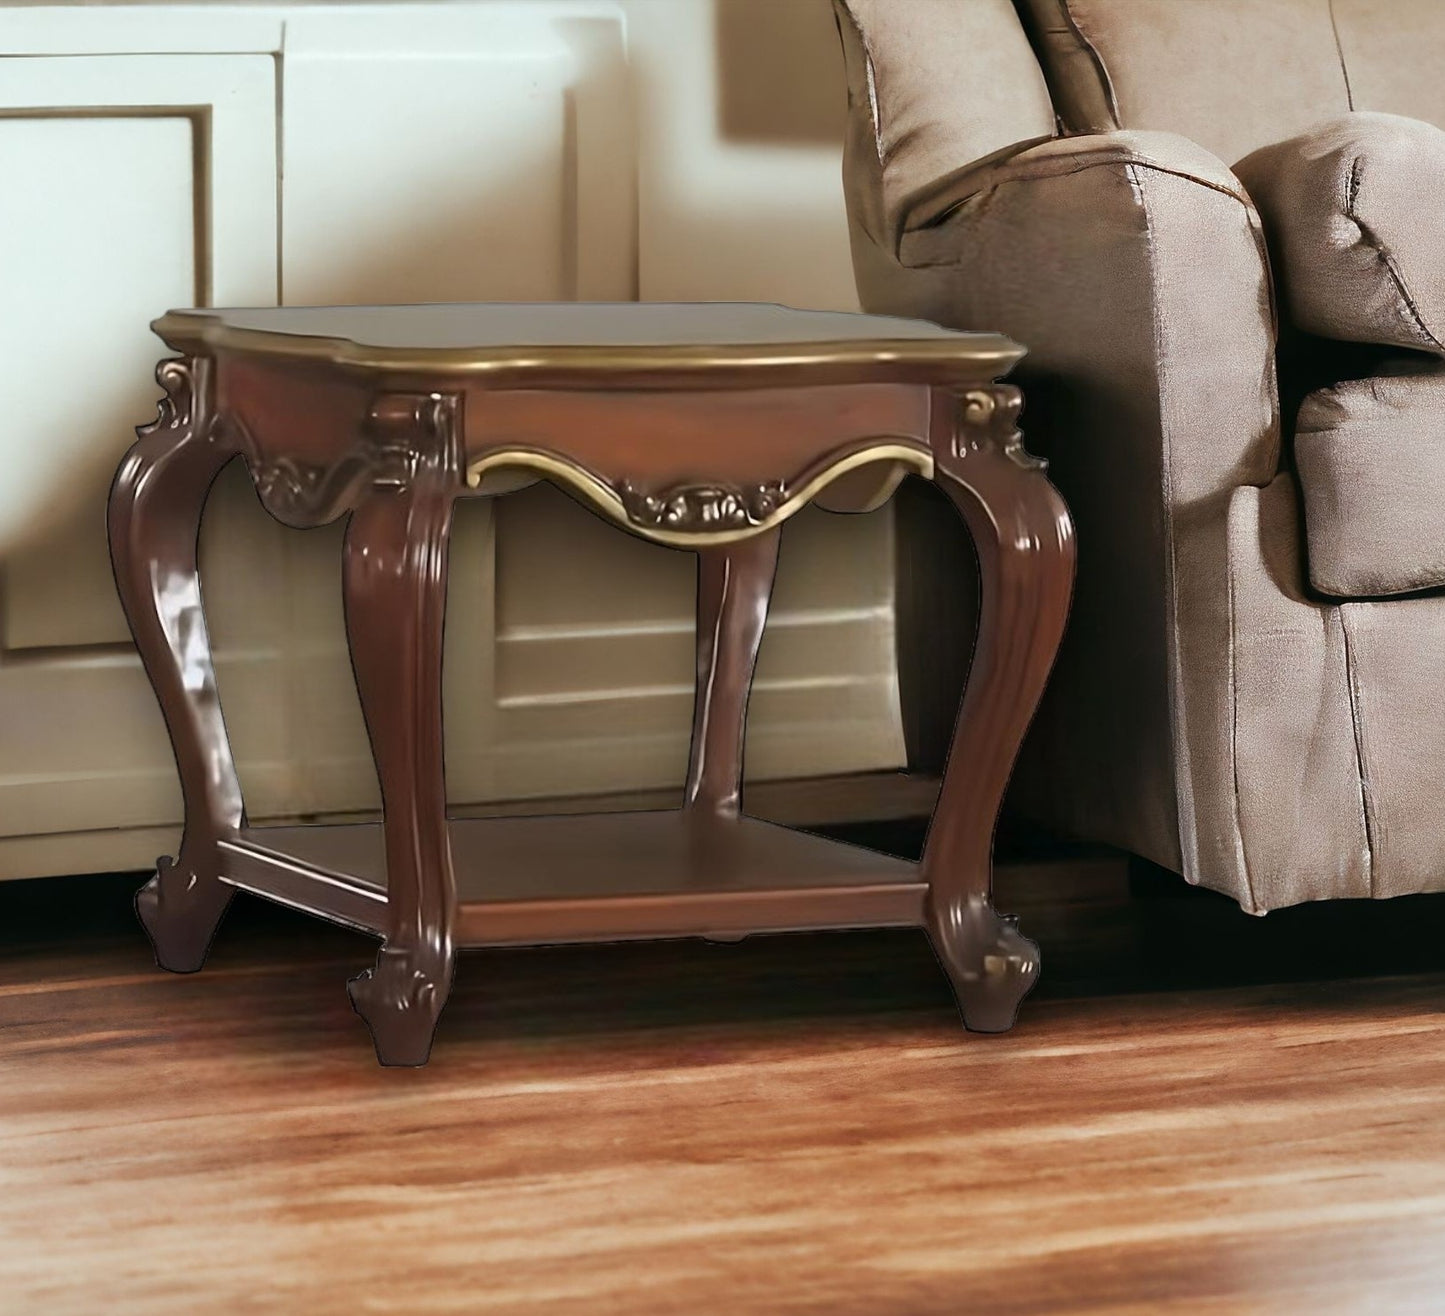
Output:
[
  {"xmin": 151, "ymin": 312, "xmax": 1025, "ymax": 378},
  {"xmin": 464, "ymin": 443, "xmax": 934, "ymax": 547}
]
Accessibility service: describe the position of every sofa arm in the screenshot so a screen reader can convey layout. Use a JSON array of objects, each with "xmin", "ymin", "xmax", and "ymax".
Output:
[
  {"xmin": 900, "ymin": 130, "xmax": 1256, "ymax": 238},
  {"xmin": 870, "ymin": 129, "xmax": 1281, "ymax": 505},
  {"xmin": 849, "ymin": 129, "xmax": 1282, "ymax": 886}
]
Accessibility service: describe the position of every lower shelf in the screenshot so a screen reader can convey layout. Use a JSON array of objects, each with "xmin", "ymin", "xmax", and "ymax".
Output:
[{"xmin": 218, "ymin": 810, "xmax": 926, "ymax": 947}]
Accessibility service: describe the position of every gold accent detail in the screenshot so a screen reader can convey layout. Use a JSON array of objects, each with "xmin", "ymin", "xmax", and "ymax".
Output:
[
  {"xmin": 961, "ymin": 389, "xmax": 998, "ymax": 424},
  {"xmin": 618, "ymin": 479, "xmax": 786, "ymax": 533},
  {"xmin": 141, "ymin": 358, "xmax": 201, "ymax": 436},
  {"xmin": 463, "ymin": 443, "xmax": 934, "ymax": 546},
  {"xmin": 151, "ymin": 311, "xmax": 1024, "ymax": 381},
  {"xmin": 953, "ymin": 385, "xmax": 1042, "ymax": 470}
]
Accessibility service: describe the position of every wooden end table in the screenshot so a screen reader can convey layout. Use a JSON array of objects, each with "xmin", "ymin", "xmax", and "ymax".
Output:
[{"xmin": 109, "ymin": 302, "xmax": 1075, "ymax": 1066}]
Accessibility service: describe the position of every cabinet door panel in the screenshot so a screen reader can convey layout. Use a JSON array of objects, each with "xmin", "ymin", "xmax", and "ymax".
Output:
[
  {"xmin": 0, "ymin": 113, "xmax": 196, "ymax": 648},
  {"xmin": 280, "ymin": 7, "xmax": 634, "ymax": 304},
  {"xmin": 215, "ymin": 6, "xmax": 653, "ymax": 821},
  {"xmin": 0, "ymin": 54, "xmax": 277, "ymax": 847},
  {"xmin": 471, "ymin": 485, "xmax": 906, "ymax": 803},
  {"xmin": 0, "ymin": 55, "xmax": 277, "ymax": 645}
]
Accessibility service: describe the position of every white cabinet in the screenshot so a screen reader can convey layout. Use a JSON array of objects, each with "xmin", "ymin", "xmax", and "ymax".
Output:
[
  {"xmin": 278, "ymin": 8, "xmax": 635, "ymax": 305},
  {"xmin": 0, "ymin": 53, "xmax": 278, "ymax": 646},
  {"xmin": 0, "ymin": 3, "xmax": 908, "ymax": 881},
  {"xmin": 0, "ymin": 48, "xmax": 281, "ymax": 871}
]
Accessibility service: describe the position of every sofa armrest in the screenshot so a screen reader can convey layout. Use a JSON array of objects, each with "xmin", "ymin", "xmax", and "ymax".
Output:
[
  {"xmin": 867, "ymin": 129, "xmax": 1281, "ymax": 505},
  {"xmin": 900, "ymin": 130, "xmax": 1256, "ymax": 239},
  {"xmin": 847, "ymin": 129, "xmax": 1282, "ymax": 883}
]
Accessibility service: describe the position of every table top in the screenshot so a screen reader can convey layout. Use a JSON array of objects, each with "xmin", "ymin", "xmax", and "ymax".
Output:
[{"xmin": 153, "ymin": 302, "xmax": 1022, "ymax": 383}]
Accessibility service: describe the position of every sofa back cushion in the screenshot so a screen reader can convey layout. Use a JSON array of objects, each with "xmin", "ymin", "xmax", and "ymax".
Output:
[
  {"xmin": 1017, "ymin": 0, "xmax": 1445, "ymax": 165},
  {"xmin": 1333, "ymin": 0, "xmax": 1445, "ymax": 129},
  {"xmin": 834, "ymin": 0, "xmax": 1055, "ymax": 237}
]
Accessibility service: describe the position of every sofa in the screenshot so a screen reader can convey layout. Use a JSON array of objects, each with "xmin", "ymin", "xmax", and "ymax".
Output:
[{"xmin": 833, "ymin": 0, "xmax": 1445, "ymax": 913}]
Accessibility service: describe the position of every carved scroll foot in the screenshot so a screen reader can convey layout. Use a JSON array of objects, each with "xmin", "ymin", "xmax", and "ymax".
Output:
[
  {"xmin": 347, "ymin": 944, "xmax": 453, "ymax": 1066},
  {"xmin": 928, "ymin": 893, "xmax": 1040, "ymax": 1034},
  {"xmin": 136, "ymin": 857, "xmax": 233, "ymax": 974}
]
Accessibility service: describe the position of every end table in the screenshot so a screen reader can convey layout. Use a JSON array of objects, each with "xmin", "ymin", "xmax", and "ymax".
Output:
[{"xmin": 109, "ymin": 302, "xmax": 1075, "ymax": 1066}]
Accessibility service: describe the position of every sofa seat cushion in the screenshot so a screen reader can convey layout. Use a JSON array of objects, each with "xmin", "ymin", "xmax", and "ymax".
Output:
[
  {"xmin": 1296, "ymin": 364, "xmax": 1445, "ymax": 596},
  {"xmin": 1235, "ymin": 112, "xmax": 1445, "ymax": 354}
]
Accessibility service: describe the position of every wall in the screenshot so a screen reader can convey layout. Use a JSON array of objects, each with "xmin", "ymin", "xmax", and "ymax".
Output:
[{"xmin": 624, "ymin": 0, "xmax": 858, "ymax": 308}]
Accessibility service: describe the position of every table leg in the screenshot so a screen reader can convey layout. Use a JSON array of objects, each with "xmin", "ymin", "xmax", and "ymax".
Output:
[
  {"xmin": 109, "ymin": 358, "xmax": 243, "ymax": 973},
  {"xmin": 684, "ymin": 528, "xmax": 781, "ymax": 818},
  {"xmin": 343, "ymin": 448, "xmax": 458, "ymax": 1067},
  {"xmin": 923, "ymin": 386, "xmax": 1075, "ymax": 1032}
]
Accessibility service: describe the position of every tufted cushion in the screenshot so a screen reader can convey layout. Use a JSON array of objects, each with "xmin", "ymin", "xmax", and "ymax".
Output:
[
  {"xmin": 1235, "ymin": 113, "xmax": 1445, "ymax": 355},
  {"xmin": 1295, "ymin": 363, "xmax": 1445, "ymax": 597}
]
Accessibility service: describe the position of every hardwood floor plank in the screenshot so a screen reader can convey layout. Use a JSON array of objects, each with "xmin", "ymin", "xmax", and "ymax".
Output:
[{"xmin": 1, "ymin": 867, "xmax": 1445, "ymax": 1313}]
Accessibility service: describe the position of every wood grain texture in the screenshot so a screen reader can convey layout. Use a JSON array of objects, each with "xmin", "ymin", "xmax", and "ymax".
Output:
[
  {"xmin": 3, "ymin": 862, "xmax": 1445, "ymax": 1315},
  {"xmin": 222, "ymin": 812, "xmax": 927, "ymax": 945},
  {"xmin": 465, "ymin": 384, "xmax": 931, "ymax": 491}
]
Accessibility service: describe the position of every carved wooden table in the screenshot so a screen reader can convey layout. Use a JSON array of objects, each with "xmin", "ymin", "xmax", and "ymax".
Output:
[{"xmin": 109, "ymin": 303, "xmax": 1075, "ymax": 1066}]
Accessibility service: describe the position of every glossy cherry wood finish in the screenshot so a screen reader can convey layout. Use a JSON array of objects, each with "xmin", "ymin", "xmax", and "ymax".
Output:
[
  {"xmin": 162, "ymin": 301, "xmax": 1022, "ymax": 386},
  {"xmin": 340, "ymin": 396, "xmax": 462, "ymax": 1066},
  {"xmin": 221, "ymin": 812, "xmax": 926, "ymax": 946},
  {"xmin": 685, "ymin": 530, "xmax": 781, "ymax": 818},
  {"xmin": 921, "ymin": 386, "xmax": 1076, "ymax": 1032},
  {"xmin": 110, "ymin": 303, "xmax": 1074, "ymax": 1065},
  {"xmin": 108, "ymin": 359, "xmax": 243, "ymax": 973},
  {"xmin": 464, "ymin": 385, "xmax": 933, "ymax": 495}
]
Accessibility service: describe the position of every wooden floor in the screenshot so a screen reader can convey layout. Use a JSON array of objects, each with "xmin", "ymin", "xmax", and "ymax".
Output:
[{"xmin": 3, "ymin": 830, "xmax": 1445, "ymax": 1314}]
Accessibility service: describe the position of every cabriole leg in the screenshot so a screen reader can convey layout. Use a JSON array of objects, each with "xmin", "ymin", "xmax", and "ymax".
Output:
[
  {"xmin": 684, "ymin": 528, "xmax": 781, "ymax": 818},
  {"xmin": 342, "ymin": 401, "xmax": 459, "ymax": 1066},
  {"xmin": 923, "ymin": 386, "xmax": 1075, "ymax": 1032},
  {"xmin": 109, "ymin": 357, "xmax": 243, "ymax": 973}
]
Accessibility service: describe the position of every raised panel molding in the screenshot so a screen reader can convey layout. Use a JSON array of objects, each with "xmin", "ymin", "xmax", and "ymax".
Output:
[
  {"xmin": 0, "ymin": 49, "xmax": 283, "ymax": 853},
  {"xmin": 280, "ymin": 5, "xmax": 634, "ymax": 304},
  {"xmin": 484, "ymin": 483, "xmax": 904, "ymax": 802},
  {"xmin": 0, "ymin": 54, "xmax": 278, "ymax": 587},
  {"xmin": 0, "ymin": 113, "xmax": 198, "ymax": 648}
]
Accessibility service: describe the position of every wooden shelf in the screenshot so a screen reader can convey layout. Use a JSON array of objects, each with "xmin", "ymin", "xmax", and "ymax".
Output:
[{"xmin": 219, "ymin": 811, "xmax": 926, "ymax": 947}]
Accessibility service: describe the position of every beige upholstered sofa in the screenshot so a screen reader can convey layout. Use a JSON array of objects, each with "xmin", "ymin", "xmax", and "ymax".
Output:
[{"xmin": 834, "ymin": 0, "xmax": 1445, "ymax": 913}]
